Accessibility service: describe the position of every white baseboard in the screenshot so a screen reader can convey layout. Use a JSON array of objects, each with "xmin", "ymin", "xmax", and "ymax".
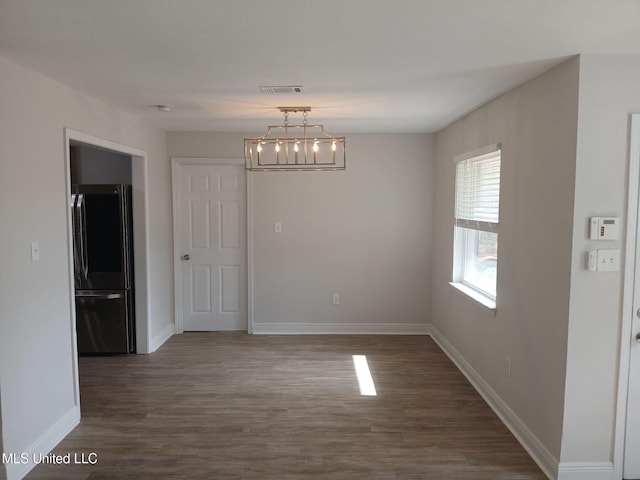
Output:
[
  {"xmin": 428, "ymin": 326, "xmax": 559, "ymax": 480},
  {"xmin": 149, "ymin": 322, "xmax": 175, "ymax": 353},
  {"xmin": 557, "ymin": 462, "xmax": 614, "ymax": 480},
  {"xmin": 5, "ymin": 405, "xmax": 80, "ymax": 480},
  {"xmin": 252, "ymin": 322, "xmax": 431, "ymax": 335}
]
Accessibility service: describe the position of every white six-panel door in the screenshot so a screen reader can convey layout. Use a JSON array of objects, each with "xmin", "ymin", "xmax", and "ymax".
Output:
[{"xmin": 174, "ymin": 162, "xmax": 247, "ymax": 331}]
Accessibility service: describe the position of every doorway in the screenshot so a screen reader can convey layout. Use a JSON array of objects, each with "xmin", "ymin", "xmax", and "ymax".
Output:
[
  {"xmin": 171, "ymin": 158, "xmax": 248, "ymax": 333},
  {"xmin": 64, "ymin": 128, "xmax": 150, "ymax": 362},
  {"xmin": 617, "ymin": 114, "xmax": 640, "ymax": 479}
]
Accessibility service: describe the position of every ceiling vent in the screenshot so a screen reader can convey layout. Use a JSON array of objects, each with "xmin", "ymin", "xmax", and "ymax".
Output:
[{"xmin": 259, "ymin": 85, "xmax": 304, "ymax": 94}]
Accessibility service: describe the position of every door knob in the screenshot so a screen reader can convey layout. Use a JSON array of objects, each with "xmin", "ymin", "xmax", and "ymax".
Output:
[
  {"xmin": 182, "ymin": 254, "xmax": 190, "ymax": 261},
  {"xmin": 636, "ymin": 332, "xmax": 640, "ymax": 344}
]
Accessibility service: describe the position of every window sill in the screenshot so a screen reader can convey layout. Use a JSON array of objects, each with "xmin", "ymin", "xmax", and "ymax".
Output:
[{"xmin": 449, "ymin": 282, "xmax": 497, "ymax": 316}]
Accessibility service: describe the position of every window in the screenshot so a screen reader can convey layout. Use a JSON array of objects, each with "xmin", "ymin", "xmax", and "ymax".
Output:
[{"xmin": 452, "ymin": 144, "xmax": 501, "ymax": 309}]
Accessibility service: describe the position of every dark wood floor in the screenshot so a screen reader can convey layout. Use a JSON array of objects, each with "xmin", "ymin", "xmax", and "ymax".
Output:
[{"xmin": 28, "ymin": 333, "xmax": 546, "ymax": 479}]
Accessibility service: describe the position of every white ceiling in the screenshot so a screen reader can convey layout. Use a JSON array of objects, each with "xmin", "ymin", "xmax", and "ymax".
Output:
[{"xmin": 1, "ymin": 0, "xmax": 640, "ymax": 133}]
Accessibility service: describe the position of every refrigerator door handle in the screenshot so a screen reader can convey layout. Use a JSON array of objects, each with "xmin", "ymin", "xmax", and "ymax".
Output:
[
  {"xmin": 71, "ymin": 194, "xmax": 80, "ymax": 281},
  {"xmin": 76, "ymin": 194, "xmax": 88, "ymax": 280},
  {"xmin": 75, "ymin": 291, "xmax": 123, "ymax": 300}
]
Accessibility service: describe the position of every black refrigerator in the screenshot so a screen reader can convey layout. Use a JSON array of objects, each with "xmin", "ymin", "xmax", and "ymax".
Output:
[{"xmin": 71, "ymin": 184, "xmax": 136, "ymax": 353}]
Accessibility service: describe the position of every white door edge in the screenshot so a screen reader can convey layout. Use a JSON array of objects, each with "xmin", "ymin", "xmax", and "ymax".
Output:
[
  {"xmin": 616, "ymin": 113, "xmax": 640, "ymax": 479},
  {"xmin": 171, "ymin": 157, "xmax": 251, "ymax": 334}
]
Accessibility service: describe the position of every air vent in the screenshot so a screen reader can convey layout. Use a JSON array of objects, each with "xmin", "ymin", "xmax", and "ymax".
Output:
[{"xmin": 259, "ymin": 85, "xmax": 304, "ymax": 94}]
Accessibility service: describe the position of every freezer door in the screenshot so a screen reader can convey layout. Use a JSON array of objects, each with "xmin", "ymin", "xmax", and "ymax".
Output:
[{"xmin": 75, "ymin": 290, "xmax": 131, "ymax": 353}]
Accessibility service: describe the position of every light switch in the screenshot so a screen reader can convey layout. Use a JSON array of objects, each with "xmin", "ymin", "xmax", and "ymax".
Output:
[
  {"xmin": 588, "ymin": 250, "xmax": 598, "ymax": 272},
  {"xmin": 597, "ymin": 249, "xmax": 620, "ymax": 272},
  {"xmin": 31, "ymin": 241, "xmax": 40, "ymax": 262},
  {"xmin": 274, "ymin": 222, "xmax": 282, "ymax": 234}
]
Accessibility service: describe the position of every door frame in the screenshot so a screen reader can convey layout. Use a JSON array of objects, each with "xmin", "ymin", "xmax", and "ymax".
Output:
[
  {"xmin": 171, "ymin": 157, "xmax": 252, "ymax": 334},
  {"xmin": 615, "ymin": 113, "xmax": 640, "ymax": 479},
  {"xmin": 64, "ymin": 129, "xmax": 151, "ymax": 358}
]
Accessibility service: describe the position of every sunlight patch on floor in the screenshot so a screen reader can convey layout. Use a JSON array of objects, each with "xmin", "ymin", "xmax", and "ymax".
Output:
[{"xmin": 352, "ymin": 355, "xmax": 377, "ymax": 396}]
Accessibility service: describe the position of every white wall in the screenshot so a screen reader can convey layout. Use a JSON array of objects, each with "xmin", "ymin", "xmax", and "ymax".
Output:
[
  {"xmin": 0, "ymin": 54, "xmax": 172, "ymax": 479},
  {"xmin": 167, "ymin": 131, "xmax": 434, "ymax": 334},
  {"xmin": 430, "ymin": 57, "xmax": 581, "ymax": 473},
  {"xmin": 561, "ymin": 54, "xmax": 640, "ymax": 467}
]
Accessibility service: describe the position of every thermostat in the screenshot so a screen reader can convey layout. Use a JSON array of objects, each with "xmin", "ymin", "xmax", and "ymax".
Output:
[{"xmin": 589, "ymin": 217, "xmax": 619, "ymax": 240}]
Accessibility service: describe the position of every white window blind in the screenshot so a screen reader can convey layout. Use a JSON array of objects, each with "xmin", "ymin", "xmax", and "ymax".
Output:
[{"xmin": 454, "ymin": 148, "xmax": 501, "ymax": 233}]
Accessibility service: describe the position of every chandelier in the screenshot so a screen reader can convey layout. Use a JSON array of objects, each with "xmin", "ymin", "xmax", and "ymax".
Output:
[{"xmin": 244, "ymin": 107, "xmax": 346, "ymax": 171}]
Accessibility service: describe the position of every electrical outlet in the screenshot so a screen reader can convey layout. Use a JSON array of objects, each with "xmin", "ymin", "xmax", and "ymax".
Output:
[{"xmin": 332, "ymin": 293, "xmax": 340, "ymax": 305}]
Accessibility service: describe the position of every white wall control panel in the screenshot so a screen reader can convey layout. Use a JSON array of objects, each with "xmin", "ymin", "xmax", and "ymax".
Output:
[
  {"xmin": 587, "ymin": 249, "xmax": 620, "ymax": 272},
  {"xmin": 589, "ymin": 216, "xmax": 620, "ymax": 240}
]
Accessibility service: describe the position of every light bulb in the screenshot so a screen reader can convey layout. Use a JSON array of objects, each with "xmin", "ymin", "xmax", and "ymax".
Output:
[
  {"xmin": 275, "ymin": 143, "xmax": 280, "ymax": 153},
  {"xmin": 294, "ymin": 142, "xmax": 299, "ymax": 152},
  {"xmin": 313, "ymin": 141, "xmax": 319, "ymax": 152},
  {"xmin": 332, "ymin": 141, "xmax": 337, "ymax": 152},
  {"xmin": 256, "ymin": 144, "xmax": 262, "ymax": 153}
]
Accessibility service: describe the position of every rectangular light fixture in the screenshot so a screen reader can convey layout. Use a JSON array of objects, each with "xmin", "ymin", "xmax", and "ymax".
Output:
[{"xmin": 244, "ymin": 107, "xmax": 346, "ymax": 172}]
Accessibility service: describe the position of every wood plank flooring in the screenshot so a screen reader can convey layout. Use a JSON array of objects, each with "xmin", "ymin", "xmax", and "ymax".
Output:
[{"xmin": 27, "ymin": 333, "xmax": 546, "ymax": 479}]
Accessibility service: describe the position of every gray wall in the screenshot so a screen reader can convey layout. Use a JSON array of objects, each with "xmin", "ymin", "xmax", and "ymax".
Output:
[
  {"xmin": 0, "ymin": 54, "xmax": 172, "ymax": 478},
  {"xmin": 70, "ymin": 145, "xmax": 132, "ymax": 185},
  {"xmin": 561, "ymin": 53, "xmax": 640, "ymax": 464},
  {"xmin": 167, "ymin": 131, "xmax": 434, "ymax": 333},
  {"xmin": 431, "ymin": 53, "xmax": 640, "ymax": 476},
  {"xmin": 3, "ymin": 46, "xmax": 640, "ymax": 480},
  {"xmin": 430, "ymin": 57, "xmax": 580, "ymax": 463}
]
